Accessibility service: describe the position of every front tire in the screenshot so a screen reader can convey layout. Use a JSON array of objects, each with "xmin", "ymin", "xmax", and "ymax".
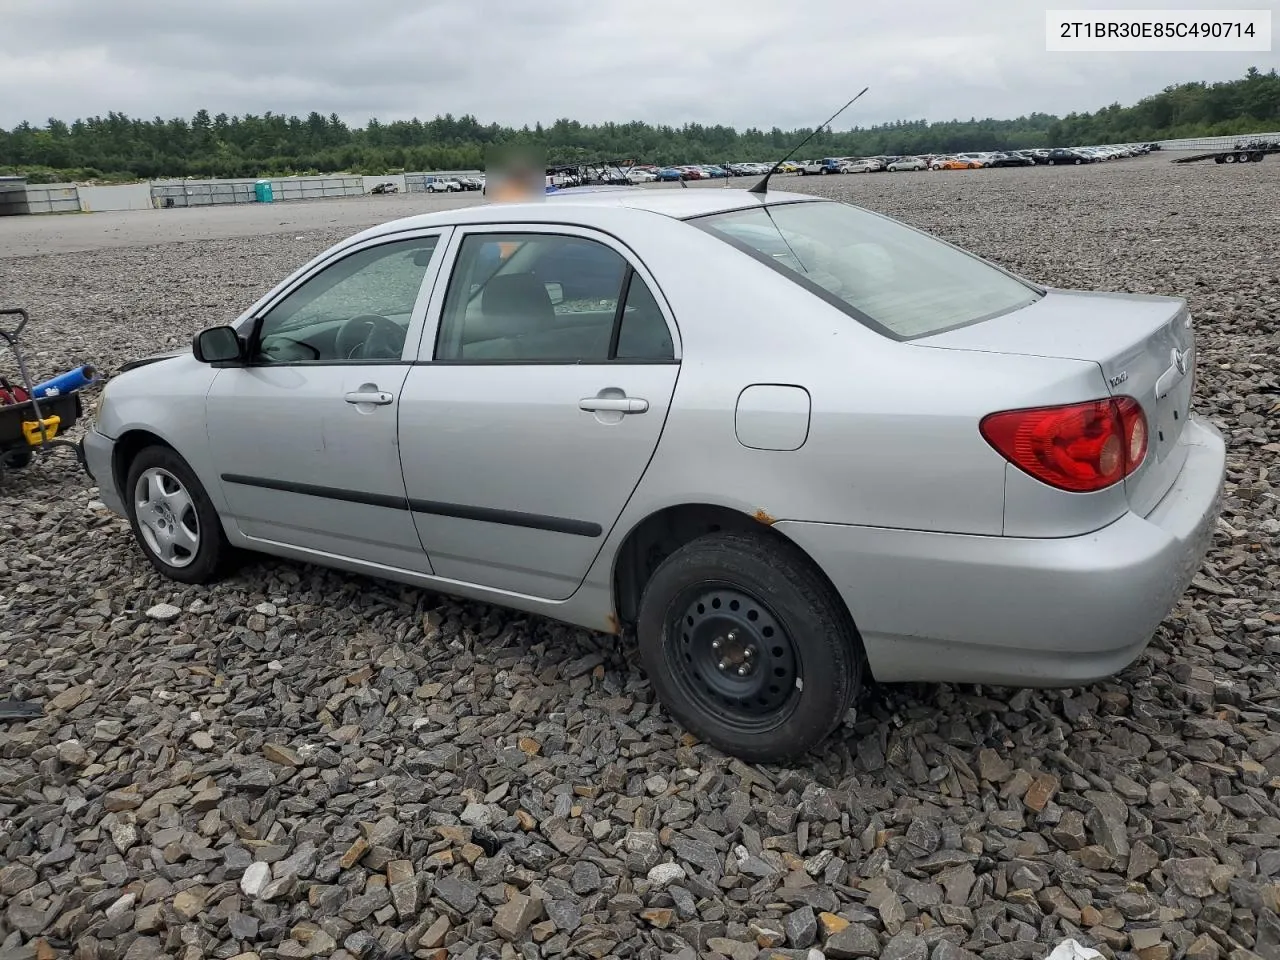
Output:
[
  {"xmin": 125, "ymin": 445, "xmax": 231, "ymax": 584},
  {"xmin": 636, "ymin": 530, "xmax": 863, "ymax": 764}
]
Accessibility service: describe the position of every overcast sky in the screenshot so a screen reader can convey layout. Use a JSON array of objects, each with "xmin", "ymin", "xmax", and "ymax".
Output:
[{"xmin": 1, "ymin": 0, "xmax": 1274, "ymax": 132}]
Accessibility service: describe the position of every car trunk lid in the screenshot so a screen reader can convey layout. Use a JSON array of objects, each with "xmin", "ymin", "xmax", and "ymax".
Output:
[{"xmin": 919, "ymin": 288, "xmax": 1195, "ymax": 516}]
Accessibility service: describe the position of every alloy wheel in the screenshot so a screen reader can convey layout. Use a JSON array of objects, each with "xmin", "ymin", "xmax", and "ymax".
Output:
[{"xmin": 134, "ymin": 467, "xmax": 201, "ymax": 568}]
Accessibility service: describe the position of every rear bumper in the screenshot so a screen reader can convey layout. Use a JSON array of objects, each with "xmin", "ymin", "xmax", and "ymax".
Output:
[{"xmin": 777, "ymin": 414, "xmax": 1226, "ymax": 687}]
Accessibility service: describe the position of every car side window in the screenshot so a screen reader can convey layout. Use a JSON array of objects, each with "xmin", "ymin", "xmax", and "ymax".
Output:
[
  {"xmin": 435, "ymin": 232, "xmax": 673, "ymax": 363},
  {"xmin": 252, "ymin": 236, "xmax": 438, "ymax": 364},
  {"xmin": 615, "ymin": 272, "xmax": 675, "ymax": 360}
]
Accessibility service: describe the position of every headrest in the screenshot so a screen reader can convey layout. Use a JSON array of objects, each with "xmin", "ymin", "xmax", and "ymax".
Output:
[{"xmin": 481, "ymin": 272, "xmax": 555, "ymax": 330}]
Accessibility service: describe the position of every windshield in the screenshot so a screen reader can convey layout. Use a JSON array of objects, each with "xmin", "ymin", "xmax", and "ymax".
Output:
[{"xmin": 690, "ymin": 200, "xmax": 1041, "ymax": 340}]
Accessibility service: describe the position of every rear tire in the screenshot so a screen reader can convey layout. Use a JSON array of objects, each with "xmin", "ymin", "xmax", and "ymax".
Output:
[
  {"xmin": 124, "ymin": 445, "xmax": 232, "ymax": 584},
  {"xmin": 1225, "ymin": 153, "xmax": 1237, "ymax": 163},
  {"xmin": 636, "ymin": 530, "xmax": 863, "ymax": 764}
]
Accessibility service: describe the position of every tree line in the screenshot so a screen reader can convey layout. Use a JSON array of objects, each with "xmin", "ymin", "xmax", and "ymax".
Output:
[{"xmin": 1, "ymin": 67, "xmax": 1276, "ymax": 184}]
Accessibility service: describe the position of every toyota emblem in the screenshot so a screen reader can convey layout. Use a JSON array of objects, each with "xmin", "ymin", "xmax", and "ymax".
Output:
[{"xmin": 1173, "ymin": 347, "xmax": 1188, "ymax": 376}]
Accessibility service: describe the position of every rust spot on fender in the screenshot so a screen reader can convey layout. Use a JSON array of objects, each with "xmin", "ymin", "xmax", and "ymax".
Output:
[
  {"xmin": 753, "ymin": 508, "xmax": 777, "ymax": 526},
  {"xmin": 605, "ymin": 612, "xmax": 622, "ymax": 635}
]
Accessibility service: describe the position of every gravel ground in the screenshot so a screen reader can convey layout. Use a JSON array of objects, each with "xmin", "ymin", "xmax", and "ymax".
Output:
[{"xmin": 2, "ymin": 152, "xmax": 1280, "ymax": 960}]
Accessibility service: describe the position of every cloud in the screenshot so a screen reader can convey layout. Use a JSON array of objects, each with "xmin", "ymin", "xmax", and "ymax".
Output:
[{"xmin": 0, "ymin": 0, "xmax": 1274, "ymax": 131}]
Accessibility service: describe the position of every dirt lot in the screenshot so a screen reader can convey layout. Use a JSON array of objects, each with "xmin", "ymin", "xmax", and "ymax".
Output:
[{"xmin": 1, "ymin": 152, "xmax": 1279, "ymax": 960}]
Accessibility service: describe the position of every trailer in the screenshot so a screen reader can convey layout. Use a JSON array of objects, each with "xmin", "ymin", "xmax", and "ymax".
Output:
[{"xmin": 1172, "ymin": 139, "xmax": 1280, "ymax": 165}]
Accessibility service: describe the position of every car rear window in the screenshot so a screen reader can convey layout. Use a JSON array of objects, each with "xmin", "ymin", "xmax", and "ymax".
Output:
[{"xmin": 690, "ymin": 200, "xmax": 1041, "ymax": 340}]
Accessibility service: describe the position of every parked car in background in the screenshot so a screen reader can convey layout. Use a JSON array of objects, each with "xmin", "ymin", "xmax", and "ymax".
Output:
[
  {"xmin": 1046, "ymin": 148, "xmax": 1093, "ymax": 165},
  {"xmin": 990, "ymin": 152, "xmax": 1034, "ymax": 167},
  {"xmin": 426, "ymin": 178, "xmax": 461, "ymax": 192},
  {"xmin": 369, "ymin": 182, "xmax": 399, "ymax": 195},
  {"xmin": 456, "ymin": 177, "xmax": 484, "ymax": 191},
  {"xmin": 86, "ymin": 187, "xmax": 1225, "ymax": 763},
  {"xmin": 803, "ymin": 158, "xmax": 849, "ymax": 175},
  {"xmin": 656, "ymin": 167, "xmax": 683, "ymax": 182},
  {"xmin": 930, "ymin": 156, "xmax": 976, "ymax": 170},
  {"xmin": 627, "ymin": 169, "xmax": 658, "ymax": 183},
  {"xmin": 886, "ymin": 156, "xmax": 928, "ymax": 171},
  {"xmin": 842, "ymin": 159, "xmax": 877, "ymax": 173}
]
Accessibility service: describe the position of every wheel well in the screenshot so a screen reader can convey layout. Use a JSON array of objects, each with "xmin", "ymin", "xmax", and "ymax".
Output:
[
  {"xmin": 612, "ymin": 504, "xmax": 853, "ymax": 633},
  {"xmin": 111, "ymin": 430, "xmax": 172, "ymax": 494}
]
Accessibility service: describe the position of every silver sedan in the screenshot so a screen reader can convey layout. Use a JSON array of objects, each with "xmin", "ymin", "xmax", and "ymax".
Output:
[{"xmin": 83, "ymin": 187, "xmax": 1226, "ymax": 762}]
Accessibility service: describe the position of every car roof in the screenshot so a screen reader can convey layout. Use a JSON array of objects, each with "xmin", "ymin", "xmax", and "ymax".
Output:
[{"xmin": 357, "ymin": 186, "xmax": 825, "ymax": 239}]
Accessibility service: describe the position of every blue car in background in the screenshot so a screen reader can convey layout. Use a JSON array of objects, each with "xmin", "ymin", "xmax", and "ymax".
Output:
[{"xmin": 656, "ymin": 168, "xmax": 683, "ymax": 182}]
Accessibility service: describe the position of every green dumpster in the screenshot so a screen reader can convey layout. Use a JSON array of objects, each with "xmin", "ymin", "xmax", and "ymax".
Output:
[{"xmin": 254, "ymin": 180, "xmax": 274, "ymax": 203}]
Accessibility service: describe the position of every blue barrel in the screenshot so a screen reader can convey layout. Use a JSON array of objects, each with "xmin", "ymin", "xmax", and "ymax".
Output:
[
  {"xmin": 254, "ymin": 180, "xmax": 274, "ymax": 203},
  {"xmin": 33, "ymin": 364, "xmax": 97, "ymax": 398}
]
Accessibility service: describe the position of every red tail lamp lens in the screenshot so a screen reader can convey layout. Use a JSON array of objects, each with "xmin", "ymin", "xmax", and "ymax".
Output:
[{"xmin": 980, "ymin": 397, "xmax": 1148, "ymax": 493}]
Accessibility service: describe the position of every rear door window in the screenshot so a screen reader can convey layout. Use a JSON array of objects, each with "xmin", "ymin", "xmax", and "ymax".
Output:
[{"xmin": 434, "ymin": 232, "xmax": 675, "ymax": 362}]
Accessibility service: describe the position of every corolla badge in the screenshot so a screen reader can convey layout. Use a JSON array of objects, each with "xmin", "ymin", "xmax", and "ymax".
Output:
[{"xmin": 1108, "ymin": 371, "xmax": 1128, "ymax": 388}]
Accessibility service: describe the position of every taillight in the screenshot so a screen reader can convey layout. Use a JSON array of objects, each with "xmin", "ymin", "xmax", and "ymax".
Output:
[{"xmin": 980, "ymin": 397, "xmax": 1148, "ymax": 493}]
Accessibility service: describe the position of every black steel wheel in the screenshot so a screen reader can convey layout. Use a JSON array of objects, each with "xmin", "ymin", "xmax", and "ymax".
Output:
[
  {"xmin": 636, "ymin": 530, "xmax": 863, "ymax": 763},
  {"xmin": 667, "ymin": 584, "xmax": 800, "ymax": 732}
]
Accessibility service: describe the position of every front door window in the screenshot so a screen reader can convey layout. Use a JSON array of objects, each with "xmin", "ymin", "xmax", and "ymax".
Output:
[{"xmin": 253, "ymin": 237, "xmax": 439, "ymax": 363}]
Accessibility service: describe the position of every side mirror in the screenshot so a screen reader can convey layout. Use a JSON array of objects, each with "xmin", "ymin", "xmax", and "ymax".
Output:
[{"xmin": 192, "ymin": 325, "xmax": 244, "ymax": 365}]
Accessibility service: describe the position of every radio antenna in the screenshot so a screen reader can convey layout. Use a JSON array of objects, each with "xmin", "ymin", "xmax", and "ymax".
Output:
[{"xmin": 748, "ymin": 87, "xmax": 870, "ymax": 195}]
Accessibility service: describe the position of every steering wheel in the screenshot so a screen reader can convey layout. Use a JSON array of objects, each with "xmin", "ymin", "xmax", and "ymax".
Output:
[{"xmin": 334, "ymin": 313, "xmax": 405, "ymax": 360}]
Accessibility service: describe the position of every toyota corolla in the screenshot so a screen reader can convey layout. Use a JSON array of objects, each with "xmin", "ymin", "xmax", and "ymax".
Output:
[{"xmin": 82, "ymin": 187, "xmax": 1226, "ymax": 763}]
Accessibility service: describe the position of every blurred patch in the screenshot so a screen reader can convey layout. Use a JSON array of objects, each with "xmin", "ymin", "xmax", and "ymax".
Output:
[{"xmin": 485, "ymin": 145, "xmax": 547, "ymax": 202}]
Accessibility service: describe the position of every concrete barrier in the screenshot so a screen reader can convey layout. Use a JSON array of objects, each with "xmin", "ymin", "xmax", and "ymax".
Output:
[
  {"xmin": 28, "ymin": 184, "xmax": 82, "ymax": 214},
  {"xmin": 150, "ymin": 175, "xmax": 367, "ymax": 208},
  {"xmin": 78, "ymin": 183, "xmax": 154, "ymax": 212}
]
